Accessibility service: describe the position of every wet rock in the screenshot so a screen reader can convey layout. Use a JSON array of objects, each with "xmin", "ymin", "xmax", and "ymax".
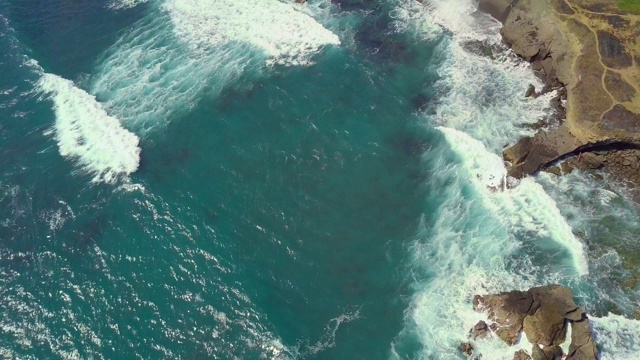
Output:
[
  {"xmin": 513, "ymin": 349, "xmax": 532, "ymax": 360},
  {"xmin": 525, "ymin": 84, "xmax": 536, "ymax": 97},
  {"xmin": 532, "ymin": 344, "xmax": 563, "ymax": 360},
  {"xmin": 570, "ymin": 153, "xmax": 604, "ymax": 170},
  {"xmin": 545, "ymin": 166, "xmax": 562, "ymax": 176},
  {"xmin": 462, "ymin": 39, "xmax": 500, "ymax": 59},
  {"xmin": 470, "ymin": 320, "xmax": 491, "ymax": 339},
  {"xmin": 461, "ymin": 342, "xmax": 474, "ymax": 356},
  {"xmin": 473, "ymin": 290, "xmax": 534, "ymax": 345},
  {"xmin": 472, "ymin": 285, "xmax": 596, "ymax": 357}
]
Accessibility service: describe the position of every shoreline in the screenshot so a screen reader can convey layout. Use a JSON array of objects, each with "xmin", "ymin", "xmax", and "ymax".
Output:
[{"xmin": 480, "ymin": 0, "xmax": 640, "ymax": 193}]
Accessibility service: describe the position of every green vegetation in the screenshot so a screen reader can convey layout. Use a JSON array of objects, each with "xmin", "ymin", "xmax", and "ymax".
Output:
[{"xmin": 619, "ymin": 0, "xmax": 640, "ymax": 14}]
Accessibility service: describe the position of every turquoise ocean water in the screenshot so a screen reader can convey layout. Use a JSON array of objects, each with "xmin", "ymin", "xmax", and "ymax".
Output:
[{"xmin": 1, "ymin": 0, "xmax": 639, "ymax": 359}]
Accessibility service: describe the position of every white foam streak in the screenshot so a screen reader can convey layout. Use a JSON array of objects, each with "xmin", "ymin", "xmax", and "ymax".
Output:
[
  {"xmin": 108, "ymin": 0, "xmax": 148, "ymax": 10},
  {"xmin": 592, "ymin": 314, "xmax": 640, "ymax": 360},
  {"xmin": 38, "ymin": 73, "xmax": 140, "ymax": 183},
  {"xmin": 91, "ymin": 0, "xmax": 339, "ymax": 128},
  {"xmin": 399, "ymin": 127, "xmax": 587, "ymax": 357},
  {"xmin": 164, "ymin": 0, "xmax": 340, "ymax": 67}
]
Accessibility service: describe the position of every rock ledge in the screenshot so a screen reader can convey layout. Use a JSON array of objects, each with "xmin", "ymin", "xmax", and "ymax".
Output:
[{"xmin": 463, "ymin": 284, "xmax": 597, "ymax": 360}]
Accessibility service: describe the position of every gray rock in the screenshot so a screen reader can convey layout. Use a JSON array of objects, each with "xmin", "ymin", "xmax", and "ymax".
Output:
[{"xmin": 525, "ymin": 84, "xmax": 536, "ymax": 98}]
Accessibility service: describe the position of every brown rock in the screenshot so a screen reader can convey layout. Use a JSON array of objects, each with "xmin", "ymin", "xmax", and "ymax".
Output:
[
  {"xmin": 470, "ymin": 320, "xmax": 491, "ymax": 339},
  {"xmin": 523, "ymin": 307, "xmax": 567, "ymax": 346},
  {"xmin": 473, "ymin": 290, "xmax": 533, "ymax": 345},
  {"xmin": 478, "ymin": 0, "xmax": 513, "ymax": 23},
  {"xmin": 531, "ymin": 344, "xmax": 564, "ymax": 360},
  {"xmin": 566, "ymin": 319, "xmax": 598, "ymax": 360},
  {"xmin": 461, "ymin": 342, "xmax": 474, "ymax": 356},
  {"xmin": 532, "ymin": 344, "xmax": 563, "ymax": 360},
  {"xmin": 473, "ymin": 285, "xmax": 591, "ymax": 350},
  {"xmin": 513, "ymin": 349, "xmax": 532, "ymax": 360},
  {"xmin": 504, "ymin": 125, "xmax": 584, "ymax": 178}
]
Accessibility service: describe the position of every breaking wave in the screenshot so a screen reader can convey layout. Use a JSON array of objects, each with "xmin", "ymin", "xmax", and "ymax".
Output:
[
  {"xmin": 90, "ymin": 0, "xmax": 340, "ymax": 129},
  {"xmin": 38, "ymin": 72, "xmax": 141, "ymax": 183},
  {"xmin": 388, "ymin": 0, "xmax": 612, "ymax": 358}
]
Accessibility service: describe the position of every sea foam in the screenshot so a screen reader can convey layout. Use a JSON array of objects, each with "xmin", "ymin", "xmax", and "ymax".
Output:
[
  {"xmin": 591, "ymin": 313, "xmax": 640, "ymax": 360},
  {"xmin": 90, "ymin": 0, "xmax": 340, "ymax": 129},
  {"xmin": 164, "ymin": 0, "xmax": 340, "ymax": 67},
  {"xmin": 38, "ymin": 73, "xmax": 140, "ymax": 183},
  {"xmin": 390, "ymin": 0, "xmax": 591, "ymax": 358}
]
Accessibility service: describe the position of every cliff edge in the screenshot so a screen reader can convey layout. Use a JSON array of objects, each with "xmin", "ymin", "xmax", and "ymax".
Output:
[{"xmin": 485, "ymin": 0, "xmax": 640, "ymax": 183}]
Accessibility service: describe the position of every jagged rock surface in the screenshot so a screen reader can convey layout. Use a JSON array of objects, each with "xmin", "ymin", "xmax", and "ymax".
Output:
[{"xmin": 469, "ymin": 285, "xmax": 597, "ymax": 360}]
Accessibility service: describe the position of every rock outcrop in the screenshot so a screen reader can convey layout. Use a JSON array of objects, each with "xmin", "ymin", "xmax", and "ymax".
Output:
[
  {"xmin": 465, "ymin": 284, "xmax": 597, "ymax": 360},
  {"xmin": 482, "ymin": 0, "xmax": 640, "ymax": 187}
]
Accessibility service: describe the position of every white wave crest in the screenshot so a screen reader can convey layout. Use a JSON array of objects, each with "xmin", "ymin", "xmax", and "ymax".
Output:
[
  {"xmin": 108, "ymin": 0, "xmax": 148, "ymax": 10},
  {"xmin": 165, "ymin": 0, "xmax": 340, "ymax": 67},
  {"xmin": 38, "ymin": 73, "xmax": 141, "ymax": 183},
  {"xmin": 90, "ymin": 0, "xmax": 340, "ymax": 128},
  {"xmin": 438, "ymin": 127, "xmax": 588, "ymax": 275},
  {"xmin": 392, "ymin": 0, "xmax": 554, "ymax": 152}
]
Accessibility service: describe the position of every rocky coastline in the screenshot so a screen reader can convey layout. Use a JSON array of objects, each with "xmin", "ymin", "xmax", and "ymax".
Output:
[
  {"xmin": 479, "ymin": 0, "xmax": 640, "ymax": 191},
  {"xmin": 463, "ymin": 285, "xmax": 598, "ymax": 360}
]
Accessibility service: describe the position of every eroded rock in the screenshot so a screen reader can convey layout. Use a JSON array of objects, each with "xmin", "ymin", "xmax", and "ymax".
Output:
[
  {"xmin": 469, "ymin": 285, "xmax": 597, "ymax": 360},
  {"xmin": 566, "ymin": 319, "xmax": 598, "ymax": 359},
  {"xmin": 470, "ymin": 320, "xmax": 491, "ymax": 339},
  {"xmin": 513, "ymin": 349, "xmax": 532, "ymax": 360},
  {"xmin": 473, "ymin": 290, "xmax": 534, "ymax": 345}
]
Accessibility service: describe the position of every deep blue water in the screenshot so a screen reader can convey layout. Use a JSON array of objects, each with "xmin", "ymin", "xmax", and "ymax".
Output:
[{"xmin": 1, "ymin": 0, "xmax": 639, "ymax": 359}]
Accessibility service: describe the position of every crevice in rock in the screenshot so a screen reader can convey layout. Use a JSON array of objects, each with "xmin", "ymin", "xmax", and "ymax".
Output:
[{"xmin": 535, "ymin": 140, "xmax": 640, "ymax": 174}]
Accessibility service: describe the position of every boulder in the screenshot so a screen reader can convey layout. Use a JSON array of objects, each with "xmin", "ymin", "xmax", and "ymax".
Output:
[
  {"xmin": 532, "ymin": 344, "xmax": 563, "ymax": 360},
  {"xmin": 473, "ymin": 290, "xmax": 534, "ymax": 345},
  {"xmin": 461, "ymin": 342, "xmax": 474, "ymax": 356},
  {"xmin": 470, "ymin": 320, "xmax": 491, "ymax": 339},
  {"xmin": 566, "ymin": 319, "xmax": 598, "ymax": 360},
  {"xmin": 471, "ymin": 285, "xmax": 596, "ymax": 357},
  {"xmin": 522, "ymin": 285, "xmax": 584, "ymax": 346},
  {"xmin": 513, "ymin": 349, "xmax": 532, "ymax": 360},
  {"xmin": 525, "ymin": 84, "xmax": 536, "ymax": 98}
]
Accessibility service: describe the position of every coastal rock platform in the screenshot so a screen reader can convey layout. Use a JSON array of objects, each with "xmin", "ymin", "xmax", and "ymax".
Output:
[
  {"xmin": 483, "ymin": 0, "xmax": 640, "ymax": 186},
  {"xmin": 462, "ymin": 285, "xmax": 598, "ymax": 360}
]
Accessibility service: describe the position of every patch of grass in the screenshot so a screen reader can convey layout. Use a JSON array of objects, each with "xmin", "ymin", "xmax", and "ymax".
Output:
[{"xmin": 619, "ymin": 0, "xmax": 640, "ymax": 14}]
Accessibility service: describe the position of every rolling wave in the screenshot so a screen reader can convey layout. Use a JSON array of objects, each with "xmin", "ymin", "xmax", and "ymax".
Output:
[
  {"xmin": 91, "ymin": 0, "xmax": 340, "ymax": 129},
  {"xmin": 38, "ymin": 72, "xmax": 141, "ymax": 183}
]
